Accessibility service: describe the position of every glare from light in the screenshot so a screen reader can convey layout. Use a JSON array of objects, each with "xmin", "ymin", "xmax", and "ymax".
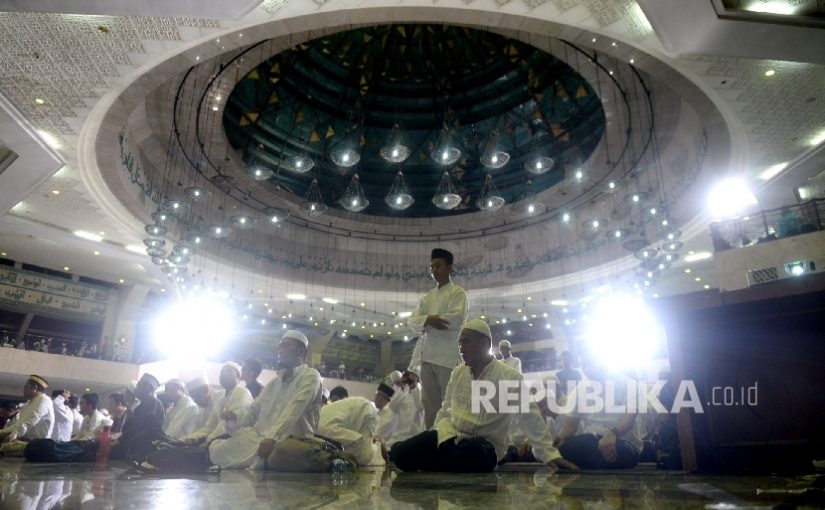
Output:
[
  {"xmin": 745, "ymin": 1, "xmax": 796, "ymax": 15},
  {"xmin": 759, "ymin": 162, "xmax": 788, "ymax": 181},
  {"xmin": 583, "ymin": 294, "xmax": 661, "ymax": 371},
  {"xmin": 550, "ymin": 299, "xmax": 568, "ymax": 306},
  {"xmin": 561, "ymin": 212, "xmax": 571, "ymax": 223},
  {"xmin": 322, "ymin": 297, "xmax": 338, "ymax": 304},
  {"xmin": 152, "ymin": 295, "xmax": 234, "ymax": 361},
  {"xmin": 506, "ymin": 330, "xmax": 512, "ymax": 336},
  {"xmin": 398, "ymin": 311, "xmax": 412, "ymax": 318},
  {"xmin": 810, "ymin": 129, "xmax": 825, "ymax": 147},
  {"xmin": 684, "ymin": 251, "xmax": 712, "ymax": 263},
  {"xmin": 286, "ymin": 293, "xmax": 306, "ymax": 300},
  {"xmin": 37, "ymin": 130, "xmax": 61, "ymax": 150},
  {"xmin": 126, "ymin": 244, "xmax": 145, "ymax": 254},
  {"xmin": 73, "ymin": 230, "xmax": 103, "ymax": 242},
  {"xmin": 708, "ymin": 178, "xmax": 757, "ymax": 218}
]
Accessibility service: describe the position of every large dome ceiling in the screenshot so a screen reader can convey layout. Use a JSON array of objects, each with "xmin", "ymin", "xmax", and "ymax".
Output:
[{"xmin": 223, "ymin": 24, "xmax": 605, "ymax": 217}]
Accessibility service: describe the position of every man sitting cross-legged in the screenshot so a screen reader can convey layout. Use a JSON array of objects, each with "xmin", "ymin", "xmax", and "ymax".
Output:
[
  {"xmin": 390, "ymin": 320, "xmax": 578, "ymax": 473},
  {"xmin": 208, "ymin": 330, "xmax": 323, "ymax": 469}
]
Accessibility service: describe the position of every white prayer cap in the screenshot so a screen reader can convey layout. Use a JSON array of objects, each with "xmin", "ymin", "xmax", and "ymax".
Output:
[
  {"xmin": 462, "ymin": 318, "xmax": 492, "ymax": 340},
  {"xmin": 390, "ymin": 371, "xmax": 403, "ymax": 383},
  {"xmin": 499, "ymin": 340, "xmax": 511, "ymax": 348},
  {"xmin": 222, "ymin": 361, "xmax": 242, "ymax": 376},
  {"xmin": 187, "ymin": 376, "xmax": 209, "ymax": 393},
  {"xmin": 165, "ymin": 378, "xmax": 187, "ymax": 392},
  {"xmin": 281, "ymin": 329, "xmax": 309, "ymax": 347}
]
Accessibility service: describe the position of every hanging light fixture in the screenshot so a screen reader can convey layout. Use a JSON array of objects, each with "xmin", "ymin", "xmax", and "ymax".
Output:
[
  {"xmin": 525, "ymin": 154, "xmax": 555, "ymax": 175},
  {"xmin": 431, "ymin": 125, "xmax": 462, "ymax": 166},
  {"xmin": 184, "ymin": 232, "xmax": 204, "ymax": 246},
  {"xmin": 385, "ymin": 170, "xmax": 414, "ymax": 210},
  {"xmin": 341, "ymin": 174, "xmax": 369, "ymax": 212},
  {"xmin": 301, "ymin": 178, "xmax": 327, "ymax": 217},
  {"xmin": 511, "ymin": 179, "xmax": 542, "ymax": 216},
  {"xmin": 231, "ymin": 215, "xmax": 255, "ymax": 229},
  {"xmin": 245, "ymin": 165, "xmax": 273, "ymax": 181},
  {"xmin": 207, "ymin": 225, "xmax": 231, "ymax": 239},
  {"xmin": 432, "ymin": 171, "xmax": 462, "ymax": 210},
  {"xmin": 479, "ymin": 129, "xmax": 510, "ymax": 169},
  {"xmin": 380, "ymin": 125, "xmax": 411, "ymax": 163},
  {"xmin": 476, "ymin": 174, "xmax": 505, "ymax": 212},
  {"xmin": 144, "ymin": 224, "xmax": 167, "ymax": 237},
  {"xmin": 284, "ymin": 154, "xmax": 314, "ymax": 174},
  {"xmin": 162, "ymin": 199, "xmax": 187, "ymax": 214},
  {"xmin": 184, "ymin": 186, "xmax": 209, "ymax": 201},
  {"xmin": 265, "ymin": 207, "xmax": 289, "ymax": 224},
  {"xmin": 143, "ymin": 238, "xmax": 165, "ymax": 248},
  {"xmin": 329, "ymin": 128, "xmax": 361, "ymax": 168},
  {"xmin": 150, "ymin": 211, "xmax": 170, "ymax": 224}
]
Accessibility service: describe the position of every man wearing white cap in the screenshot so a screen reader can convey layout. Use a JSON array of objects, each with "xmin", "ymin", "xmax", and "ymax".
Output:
[
  {"xmin": 498, "ymin": 340, "xmax": 522, "ymax": 374},
  {"xmin": 161, "ymin": 378, "xmax": 200, "ymax": 441},
  {"xmin": 391, "ymin": 319, "xmax": 578, "ymax": 473},
  {"xmin": 186, "ymin": 376, "xmax": 219, "ymax": 431},
  {"xmin": 184, "ymin": 362, "xmax": 252, "ymax": 443},
  {"xmin": 408, "ymin": 248, "xmax": 469, "ymax": 429},
  {"xmin": 209, "ymin": 330, "xmax": 323, "ymax": 469}
]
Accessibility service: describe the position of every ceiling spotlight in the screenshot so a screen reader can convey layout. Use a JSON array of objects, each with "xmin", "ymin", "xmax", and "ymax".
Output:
[
  {"xmin": 560, "ymin": 212, "xmax": 572, "ymax": 224},
  {"xmin": 764, "ymin": 69, "xmax": 775, "ymax": 77},
  {"xmin": 322, "ymin": 297, "xmax": 338, "ymax": 304},
  {"xmin": 35, "ymin": 98, "xmax": 45, "ymax": 105},
  {"xmin": 63, "ymin": 266, "xmax": 70, "ymax": 271},
  {"xmin": 286, "ymin": 293, "xmax": 306, "ymax": 300}
]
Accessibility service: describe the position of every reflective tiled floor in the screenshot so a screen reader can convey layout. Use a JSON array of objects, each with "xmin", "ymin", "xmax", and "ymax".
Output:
[{"xmin": 1, "ymin": 460, "xmax": 823, "ymax": 509}]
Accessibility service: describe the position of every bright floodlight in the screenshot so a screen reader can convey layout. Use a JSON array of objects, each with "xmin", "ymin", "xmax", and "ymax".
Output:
[
  {"xmin": 583, "ymin": 294, "xmax": 662, "ymax": 371},
  {"xmin": 707, "ymin": 178, "xmax": 757, "ymax": 219},
  {"xmin": 152, "ymin": 295, "xmax": 234, "ymax": 361}
]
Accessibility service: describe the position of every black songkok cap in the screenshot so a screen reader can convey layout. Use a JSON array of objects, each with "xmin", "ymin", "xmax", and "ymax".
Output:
[
  {"xmin": 431, "ymin": 248, "xmax": 454, "ymax": 265},
  {"xmin": 377, "ymin": 382, "xmax": 395, "ymax": 400}
]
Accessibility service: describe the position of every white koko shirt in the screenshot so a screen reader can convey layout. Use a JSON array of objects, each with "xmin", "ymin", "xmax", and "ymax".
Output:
[{"xmin": 408, "ymin": 282, "xmax": 469, "ymax": 370}]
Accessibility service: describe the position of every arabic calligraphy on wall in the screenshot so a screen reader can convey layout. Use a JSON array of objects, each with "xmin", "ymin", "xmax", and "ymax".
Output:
[{"xmin": 0, "ymin": 267, "xmax": 111, "ymax": 319}]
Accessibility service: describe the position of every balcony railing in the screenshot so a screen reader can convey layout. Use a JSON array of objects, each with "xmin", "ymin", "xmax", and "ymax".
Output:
[{"xmin": 710, "ymin": 199, "xmax": 825, "ymax": 252}]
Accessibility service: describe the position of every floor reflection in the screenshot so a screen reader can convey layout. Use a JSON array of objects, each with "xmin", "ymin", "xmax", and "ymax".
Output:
[{"xmin": 0, "ymin": 461, "xmax": 822, "ymax": 509}]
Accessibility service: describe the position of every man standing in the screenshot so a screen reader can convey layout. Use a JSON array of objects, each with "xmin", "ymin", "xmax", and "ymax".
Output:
[
  {"xmin": 242, "ymin": 357, "xmax": 264, "ymax": 399},
  {"xmin": 74, "ymin": 393, "xmax": 106, "ymax": 441},
  {"xmin": 184, "ymin": 362, "xmax": 253, "ymax": 442},
  {"xmin": 0, "ymin": 375, "xmax": 55, "ymax": 444},
  {"xmin": 161, "ymin": 379, "xmax": 200, "ymax": 441},
  {"xmin": 498, "ymin": 340, "xmax": 522, "ymax": 374},
  {"xmin": 391, "ymin": 320, "xmax": 578, "ymax": 473},
  {"xmin": 209, "ymin": 330, "xmax": 322, "ymax": 469},
  {"xmin": 408, "ymin": 248, "xmax": 468, "ymax": 428},
  {"xmin": 51, "ymin": 390, "xmax": 74, "ymax": 442}
]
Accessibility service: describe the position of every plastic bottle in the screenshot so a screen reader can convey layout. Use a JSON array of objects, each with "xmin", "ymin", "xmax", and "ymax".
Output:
[{"xmin": 96, "ymin": 426, "xmax": 112, "ymax": 465}]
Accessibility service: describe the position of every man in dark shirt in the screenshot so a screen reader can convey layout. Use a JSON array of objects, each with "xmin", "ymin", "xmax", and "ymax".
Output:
[
  {"xmin": 242, "ymin": 357, "xmax": 263, "ymax": 399},
  {"xmin": 110, "ymin": 372, "xmax": 164, "ymax": 460},
  {"xmin": 556, "ymin": 351, "xmax": 582, "ymax": 396}
]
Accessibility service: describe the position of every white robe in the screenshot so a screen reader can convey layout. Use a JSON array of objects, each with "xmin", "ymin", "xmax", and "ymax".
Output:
[
  {"xmin": 209, "ymin": 365, "xmax": 322, "ymax": 469},
  {"xmin": 185, "ymin": 385, "xmax": 253, "ymax": 442},
  {"xmin": 71, "ymin": 408, "xmax": 83, "ymax": 436},
  {"xmin": 163, "ymin": 395, "xmax": 200, "ymax": 440},
  {"xmin": 3, "ymin": 394, "xmax": 54, "ymax": 440},
  {"xmin": 74, "ymin": 409, "xmax": 106, "ymax": 441},
  {"xmin": 407, "ymin": 282, "xmax": 469, "ymax": 370},
  {"xmin": 387, "ymin": 385, "xmax": 424, "ymax": 446},
  {"xmin": 435, "ymin": 359, "xmax": 562, "ymax": 463},
  {"xmin": 374, "ymin": 405, "xmax": 397, "ymax": 442},
  {"xmin": 501, "ymin": 355, "xmax": 522, "ymax": 374},
  {"xmin": 51, "ymin": 396, "xmax": 74, "ymax": 442},
  {"xmin": 318, "ymin": 397, "xmax": 378, "ymax": 466}
]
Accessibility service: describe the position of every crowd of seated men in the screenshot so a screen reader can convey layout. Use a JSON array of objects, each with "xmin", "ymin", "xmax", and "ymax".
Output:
[{"xmin": 0, "ymin": 321, "xmax": 679, "ymax": 474}]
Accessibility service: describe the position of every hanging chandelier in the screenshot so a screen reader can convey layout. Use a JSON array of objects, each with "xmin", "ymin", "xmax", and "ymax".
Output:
[
  {"xmin": 245, "ymin": 165, "xmax": 273, "ymax": 181},
  {"xmin": 476, "ymin": 174, "xmax": 505, "ymax": 212},
  {"xmin": 525, "ymin": 154, "xmax": 555, "ymax": 175},
  {"xmin": 284, "ymin": 154, "xmax": 314, "ymax": 174},
  {"xmin": 431, "ymin": 126, "xmax": 462, "ymax": 166},
  {"xmin": 301, "ymin": 178, "xmax": 327, "ymax": 217},
  {"xmin": 432, "ymin": 171, "xmax": 462, "ymax": 210},
  {"xmin": 479, "ymin": 130, "xmax": 510, "ymax": 169},
  {"xmin": 385, "ymin": 171, "xmax": 414, "ymax": 210},
  {"xmin": 379, "ymin": 125, "xmax": 411, "ymax": 163},
  {"xmin": 341, "ymin": 174, "xmax": 369, "ymax": 212}
]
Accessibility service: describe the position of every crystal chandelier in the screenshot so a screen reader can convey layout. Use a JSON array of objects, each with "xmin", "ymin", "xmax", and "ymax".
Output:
[
  {"xmin": 231, "ymin": 215, "xmax": 255, "ymax": 229},
  {"xmin": 385, "ymin": 170, "xmax": 414, "ymax": 210},
  {"xmin": 431, "ymin": 126, "xmax": 462, "ymax": 166},
  {"xmin": 340, "ymin": 174, "xmax": 369, "ymax": 212},
  {"xmin": 301, "ymin": 178, "xmax": 327, "ymax": 217},
  {"xmin": 511, "ymin": 180, "xmax": 542, "ymax": 216},
  {"xmin": 479, "ymin": 130, "xmax": 510, "ymax": 169},
  {"xmin": 329, "ymin": 130, "xmax": 361, "ymax": 168},
  {"xmin": 476, "ymin": 174, "xmax": 505, "ymax": 212},
  {"xmin": 432, "ymin": 171, "xmax": 462, "ymax": 210},
  {"xmin": 524, "ymin": 154, "xmax": 555, "ymax": 175},
  {"xmin": 284, "ymin": 154, "xmax": 314, "ymax": 174},
  {"xmin": 184, "ymin": 186, "xmax": 209, "ymax": 201},
  {"xmin": 379, "ymin": 125, "xmax": 411, "ymax": 163},
  {"xmin": 207, "ymin": 225, "xmax": 231, "ymax": 239},
  {"xmin": 265, "ymin": 207, "xmax": 289, "ymax": 224},
  {"xmin": 245, "ymin": 165, "xmax": 273, "ymax": 181}
]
